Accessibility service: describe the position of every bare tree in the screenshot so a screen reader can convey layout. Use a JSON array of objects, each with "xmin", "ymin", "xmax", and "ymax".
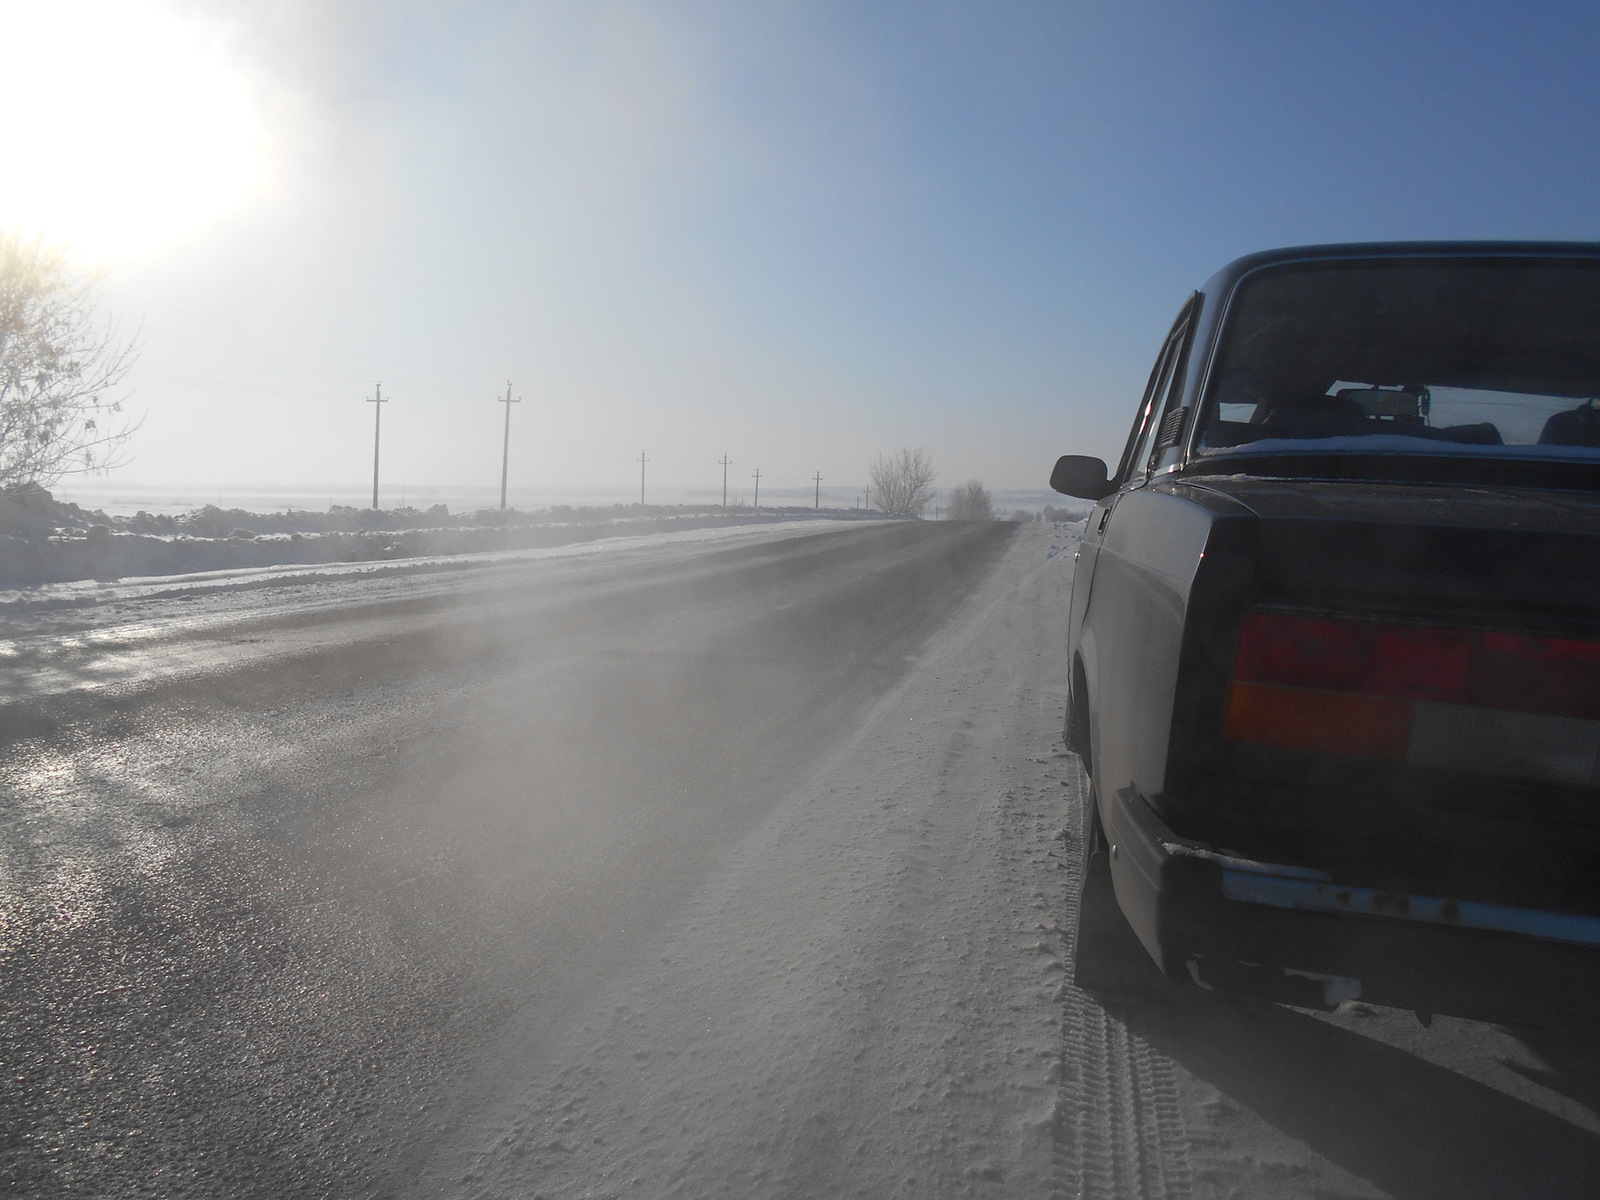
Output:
[
  {"xmin": 868, "ymin": 447, "xmax": 936, "ymax": 515},
  {"xmin": 947, "ymin": 479, "xmax": 994, "ymax": 521},
  {"xmin": 0, "ymin": 233, "xmax": 139, "ymax": 489}
]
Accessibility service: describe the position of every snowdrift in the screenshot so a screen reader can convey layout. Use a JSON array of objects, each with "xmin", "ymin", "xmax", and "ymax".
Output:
[{"xmin": 0, "ymin": 483, "xmax": 898, "ymax": 588}]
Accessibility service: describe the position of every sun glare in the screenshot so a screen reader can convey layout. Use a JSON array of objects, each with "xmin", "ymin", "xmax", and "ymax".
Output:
[{"xmin": 1, "ymin": 0, "xmax": 262, "ymax": 260}]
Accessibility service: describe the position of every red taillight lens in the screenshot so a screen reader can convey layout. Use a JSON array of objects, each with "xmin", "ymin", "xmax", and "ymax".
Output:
[
  {"xmin": 1232, "ymin": 612, "xmax": 1473, "ymax": 703},
  {"xmin": 1475, "ymin": 632, "xmax": 1600, "ymax": 720},
  {"xmin": 1225, "ymin": 611, "xmax": 1600, "ymax": 780},
  {"xmin": 1232, "ymin": 612, "xmax": 1600, "ymax": 720}
]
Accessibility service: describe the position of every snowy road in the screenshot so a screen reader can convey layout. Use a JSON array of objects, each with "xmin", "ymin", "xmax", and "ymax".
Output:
[{"xmin": 3, "ymin": 521, "xmax": 1598, "ymax": 1198}]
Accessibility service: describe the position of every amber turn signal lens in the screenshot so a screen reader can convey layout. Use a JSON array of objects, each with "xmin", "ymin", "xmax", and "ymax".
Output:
[{"xmin": 1225, "ymin": 680, "xmax": 1413, "ymax": 760}]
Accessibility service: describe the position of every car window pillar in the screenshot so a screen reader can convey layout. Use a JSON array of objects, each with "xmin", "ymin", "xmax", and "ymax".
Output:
[{"xmin": 1119, "ymin": 298, "xmax": 1197, "ymax": 491}]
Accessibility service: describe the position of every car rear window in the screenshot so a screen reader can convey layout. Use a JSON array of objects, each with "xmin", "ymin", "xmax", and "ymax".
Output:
[{"xmin": 1195, "ymin": 258, "xmax": 1600, "ymax": 470}]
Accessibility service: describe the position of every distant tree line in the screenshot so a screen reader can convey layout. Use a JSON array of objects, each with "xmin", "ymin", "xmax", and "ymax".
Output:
[{"xmin": 947, "ymin": 479, "xmax": 993, "ymax": 521}]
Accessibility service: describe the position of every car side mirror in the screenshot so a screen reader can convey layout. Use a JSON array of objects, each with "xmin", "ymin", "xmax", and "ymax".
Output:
[{"xmin": 1050, "ymin": 455, "xmax": 1114, "ymax": 500}]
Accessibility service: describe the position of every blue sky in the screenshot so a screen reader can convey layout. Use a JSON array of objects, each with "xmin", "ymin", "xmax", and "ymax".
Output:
[{"xmin": 13, "ymin": 0, "xmax": 1600, "ymax": 505}]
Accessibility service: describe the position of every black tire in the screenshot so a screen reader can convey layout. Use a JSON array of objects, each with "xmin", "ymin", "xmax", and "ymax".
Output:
[
  {"xmin": 1064, "ymin": 659, "xmax": 1092, "ymax": 775},
  {"xmin": 1072, "ymin": 791, "xmax": 1168, "ymax": 999}
]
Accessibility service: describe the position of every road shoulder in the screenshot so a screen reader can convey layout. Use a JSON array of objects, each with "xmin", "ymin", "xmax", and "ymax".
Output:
[{"xmin": 438, "ymin": 522, "xmax": 1083, "ymax": 1198}]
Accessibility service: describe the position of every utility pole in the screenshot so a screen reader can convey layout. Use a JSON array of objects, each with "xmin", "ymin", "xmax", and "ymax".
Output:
[
  {"xmin": 813, "ymin": 471, "xmax": 823, "ymax": 509},
  {"xmin": 498, "ymin": 381, "xmax": 520, "ymax": 511},
  {"xmin": 752, "ymin": 468, "xmax": 762, "ymax": 508},
  {"xmin": 865, "ymin": 484, "xmax": 870, "ymax": 511},
  {"xmin": 719, "ymin": 455, "xmax": 732, "ymax": 506},
  {"xmin": 367, "ymin": 382, "xmax": 388, "ymax": 510},
  {"xmin": 638, "ymin": 451, "xmax": 649, "ymax": 505}
]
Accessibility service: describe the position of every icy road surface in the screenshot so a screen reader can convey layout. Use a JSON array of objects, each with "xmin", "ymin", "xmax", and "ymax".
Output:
[{"xmin": 3, "ymin": 521, "xmax": 1598, "ymax": 1198}]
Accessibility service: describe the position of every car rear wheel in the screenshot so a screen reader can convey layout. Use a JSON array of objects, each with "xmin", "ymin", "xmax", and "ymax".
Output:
[{"xmin": 1072, "ymin": 788, "xmax": 1167, "ymax": 999}]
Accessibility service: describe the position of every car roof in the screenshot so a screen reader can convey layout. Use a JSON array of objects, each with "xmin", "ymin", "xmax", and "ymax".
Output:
[{"xmin": 1201, "ymin": 240, "xmax": 1600, "ymax": 299}]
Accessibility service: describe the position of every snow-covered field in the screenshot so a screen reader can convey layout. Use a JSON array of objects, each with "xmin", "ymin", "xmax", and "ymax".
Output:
[{"xmin": 0, "ymin": 482, "xmax": 906, "ymax": 589}]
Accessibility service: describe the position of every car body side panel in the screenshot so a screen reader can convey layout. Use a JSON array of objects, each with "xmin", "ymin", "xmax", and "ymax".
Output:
[
  {"xmin": 1082, "ymin": 486, "xmax": 1213, "ymax": 823},
  {"xmin": 1065, "ymin": 495, "xmax": 1114, "ymax": 751},
  {"xmin": 1079, "ymin": 484, "xmax": 1260, "ymax": 968}
]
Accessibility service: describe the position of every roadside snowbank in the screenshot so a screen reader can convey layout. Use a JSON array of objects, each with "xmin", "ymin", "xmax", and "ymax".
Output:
[{"xmin": 0, "ymin": 483, "xmax": 898, "ymax": 588}]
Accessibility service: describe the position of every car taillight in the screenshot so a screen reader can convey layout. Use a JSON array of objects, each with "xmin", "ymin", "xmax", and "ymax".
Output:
[{"xmin": 1225, "ymin": 611, "xmax": 1600, "ymax": 785}]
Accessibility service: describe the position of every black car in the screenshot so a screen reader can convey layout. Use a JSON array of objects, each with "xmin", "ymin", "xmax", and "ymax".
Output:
[{"xmin": 1052, "ymin": 242, "xmax": 1600, "ymax": 1024}]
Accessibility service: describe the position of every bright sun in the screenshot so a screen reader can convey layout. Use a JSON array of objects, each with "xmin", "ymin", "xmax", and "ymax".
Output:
[{"xmin": 1, "ymin": 0, "xmax": 262, "ymax": 261}]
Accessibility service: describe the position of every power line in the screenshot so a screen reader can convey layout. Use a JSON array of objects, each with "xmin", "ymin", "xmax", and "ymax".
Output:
[
  {"xmin": 498, "ymin": 380, "xmax": 521, "ymax": 510},
  {"xmin": 128, "ymin": 322, "xmax": 737, "ymax": 476},
  {"xmin": 113, "ymin": 290, "xmax": 525, "ymax": 385},
  {"xmin": 366, "ymin": 382, "xmax": 388, "ymax": 509}
]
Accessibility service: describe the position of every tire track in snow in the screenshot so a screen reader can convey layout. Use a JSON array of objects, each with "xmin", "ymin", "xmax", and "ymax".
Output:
[{"xmin": 1053, "ymin": 767, "xmax": 1193, "ymax": 1200}]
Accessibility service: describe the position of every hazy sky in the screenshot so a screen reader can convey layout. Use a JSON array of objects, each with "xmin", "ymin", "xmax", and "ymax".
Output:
[{"xmin": 7, "ymin": 0, "xmax": 1600, "ymax": 503}]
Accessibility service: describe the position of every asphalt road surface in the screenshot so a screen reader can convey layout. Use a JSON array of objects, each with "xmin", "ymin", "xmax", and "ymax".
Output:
[{"xmin": 3, "ymin": 520, "xmax": 1599, "ymax": 1199}]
